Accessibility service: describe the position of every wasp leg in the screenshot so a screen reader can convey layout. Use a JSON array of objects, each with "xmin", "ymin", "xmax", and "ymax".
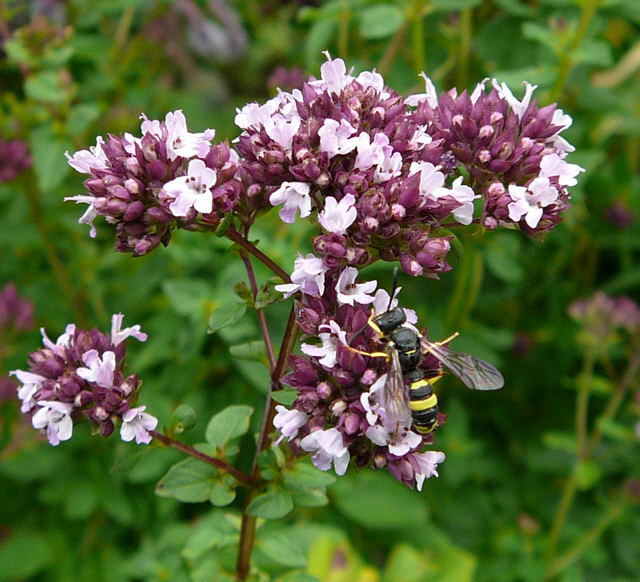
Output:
[
  {"xmin": 343, "ymin": 345, "xmax": 390, "ymax": 359},
  {"xmin": 432, "ymin": 332, "xmax": 460, "ymax": 347}
]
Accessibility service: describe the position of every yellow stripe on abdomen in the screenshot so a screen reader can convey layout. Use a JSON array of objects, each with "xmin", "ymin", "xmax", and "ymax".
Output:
[{"xmin": 409, "ymin": 394, "xmax": 438, "ymax": 411}]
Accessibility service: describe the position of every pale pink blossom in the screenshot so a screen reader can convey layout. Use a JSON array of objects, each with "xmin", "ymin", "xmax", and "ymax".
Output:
[
  {"xmin": 76, "ymin": 350, "xmax": 116, "ymax": 388},
  {"xmin": 404, "ymin": 73, "xmax": 438, "ymax": 108},
  {"xmin": 318, "ymin": 194, "xmax": 357, "ymax": 234},
  {"xmin": 300, "ymin": 428, "xmax": 350, "ymax": 476},
  {"xmin": 120, "ymin": 405, "xmax": 158, "ymax": 444},
  {"xmin": 269, "ymin": 181, "xmax": 312, "ymax": 223},
  {"xmin": 142, "ymin": 110, "xmax": 215, "ymax": 161},
  {"xmin": 275, "ymin": 253, "xmax": 328, "ymax": 298},
  {"xmin": 65, "ymin": 136, "xmax": 108, "ymax": 174},
  {"xmin": 492, "ymin": 80, "xmax": 537, "ymax": 119},
  {"xmin": 507, "ymin": 177, "xmax": 559, "ymax": 228},
  {"xmin": 335, "ymin": 267, "xmax": 377, "ymax": 306},
  {"xmin": 163, "ymin": 158, "xmax": 217, "ymax": 217},
  {"xmin": 63, "ymin": 195, "xmax": 100, "ymax": 238},
  {"xmin": 10, "ymin": 370, "xmax": 46, "ymax": 413},
  {"xmin": 365, "ymin": 424, "xmax": 422, "ymax": 456},
  {"xmin": 301, "ymin": 321, "xmax": 347, "ymax": 368},
  {"xmin": 264, "ymin": 114, "xmax": 300, "ymax": 150},
  {"xmin": 413, "ymin": 450, "xmax": 446, "ymax": 491},
  {"xmin": 432, "ymin": 177, "xmax": 478, "ymax": 225},
  {"xmin": 110, "ymin": 313, "xmax": 147, "ymax": 346},
  {"xmin": 318, "ymin": 119, "xmax": 358, "ymax": 158},
  {"xmin": 409, "ymin": 161, "xmax": 446, "ymax": 198},
  {"xmin": 354, "ymin": 132, "xmax": 389, "ymax": 171},
  {"xmin": 40, "ymin": 324, "xmax": 76, "ymax": 355},
  {"xmin": 32, "ymin": 401, "xmax": 74, "ymax": 446},
  {"xmin": 540, "ymin": 153, "xmax": 584, "ymax": 187},
  {"xmin": 273, "ymin": 405, "xmax": 308, "ymax": 445}
]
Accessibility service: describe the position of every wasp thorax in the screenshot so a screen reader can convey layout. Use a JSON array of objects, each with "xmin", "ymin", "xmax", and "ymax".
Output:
[{"xmin": 375, "ymin": 307, "xmax": 406, "ymax": 334}]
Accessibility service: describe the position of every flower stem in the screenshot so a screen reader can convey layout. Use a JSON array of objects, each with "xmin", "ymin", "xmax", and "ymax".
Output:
[
  {"xmin": 21, "ymin": 171, "xmax": 90, "ymax": 327},
  {"xmin": 149, "ymin": 430, "xmax": 253, "ymax": 486},
  {"xmin": 235, "ymin": 305, "xmax": 298, "ymax": 581},
  {"xmin": 338, "ymin": 0, "xmax": 349, "ymax": 60},
  {"xmin": 226, "ymin": 229, "xmax": 291, "ymax": 283},
  {"xmin": 545, "ymin": 350, "xmax": 595, "ymax": 564},
  {"xmin": 549, "ymin": 0, "xmax": 599, "ymax": 102},
  {"xmin": 239, "ymin": 252, "xmax": 276, "ymax": 371},
  {"xmin": 444, "ymin": 237, "xmax": 483, "ymax": 330},
  {"xmin": 545, "ymin": 498, "xmax": 623, "ymax": 579}
]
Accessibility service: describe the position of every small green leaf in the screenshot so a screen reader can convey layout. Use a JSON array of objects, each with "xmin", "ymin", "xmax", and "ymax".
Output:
[
  {"xmin": 156, "ymin": 457, "xmax": 215, "ymax": 502},
  {"xmin": 247, "ymin": 488, "xmax": 294, "ymax": 519},
  {"xmin": 182, "ymin": 511, "xmax": 239, "ymax": 560},
  {"xmin": 271, "ymin": 389, "xmax": 298, "ymax": 406},
  {"xmin": 29, "ymin": 125, "xmax": 72, "ymax": 192},
  {"xmin": 275, "ymin": 573, "xmax": 321, "ymax": 582},
  {"xmin": 359, "ymin": 5, "xmax": 405, "ymax": 40},
  {"xmin": 205, "ymin": 405, "xmax": 254, "ymax": 449},
  {"xmin": 171, "ymin": 404, "xmax": 197, "ymax": 433},
  {"xmin": 575, "ymin": 460, "xmax": 602, "ymax": 489},
  {"xmin": 257, "ymin": 530, "xmax": 307, "ymax": 567},
  {"xmin": 255, "ymin": 277, "xmax": 285, "ymax": 309},
  {"xmin": 543, "ymin": 431, "xmax": 577, "ymax": 454},
  {"xmin": 229, "ymin": 340, "xmax": 267, "ymax": 362},
  {"xmin": 215, "ymin": 212, "xmax": 234, "ymax": 236},
  {"xmin": 289, "ymin": 487, "xmax": 329, "ymax": 508},
  {"xmin": 67, "ymin": 103, "xmax": 101, "ymax": 135},
  {"xmin": 24, "ymin": 70, "xmax": 71, "ymax": 104},
  {"xmin": 210, "ymin": 481, "xmax": 236, "ymax": 507},
  {"xmin": 163, "ymin": 279, "xmax": 215, "ymax": 320},
  {"xmin": 0, "ymin": 530, "xmax": 53, "ymax": 581},
  {"xmin": 283, "ymin": 460, "xmax": 337, "ymax": 489},
  {"xmin": 208, "ymin": 301, "xmax": 247, "ymax": 333}
]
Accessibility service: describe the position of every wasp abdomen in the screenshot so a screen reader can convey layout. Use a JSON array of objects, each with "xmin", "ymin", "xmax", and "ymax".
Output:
[{"xmin": 409, "ymin": 378, "xmax": 439, "ymax": 434}]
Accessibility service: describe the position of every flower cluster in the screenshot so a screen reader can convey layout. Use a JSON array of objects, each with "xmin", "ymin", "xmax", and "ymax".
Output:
[
  {"xmin": 234, "ymin": 54, "xmax": 583, "ymax": 277},
  {"xmin": 273, "ymin": 260, "xmax": 446, "ymax": 490},
  {"xmin": 65, "ymin": 111, "xmax": 243, "ymax": 255},
  {"xmin": 10, "ymin": 314, "xmax": 156, "ymax": 445},
  {"xmin": 569, "ymin": 292, "xmax": 640, "ymax": 344},
  {"xmin": 0, "ymin": 138, "xmax": 31, "ymax": 183}
]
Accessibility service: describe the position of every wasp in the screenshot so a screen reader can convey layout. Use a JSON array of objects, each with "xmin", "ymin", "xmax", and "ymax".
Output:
[{"xmin": 350, "ymin": 291, "xmax": 504, "ymax": 435}]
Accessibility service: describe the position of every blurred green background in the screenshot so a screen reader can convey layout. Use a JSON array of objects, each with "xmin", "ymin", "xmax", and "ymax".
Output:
[{"xmin": 1, "ymin": 1, "xmax": 639, "ymax": 580}]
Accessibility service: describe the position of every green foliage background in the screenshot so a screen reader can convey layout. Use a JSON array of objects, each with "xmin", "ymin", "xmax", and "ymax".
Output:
[{"xmin": 1, "ymin": 1, "xmax": 639, "ymax": 580}]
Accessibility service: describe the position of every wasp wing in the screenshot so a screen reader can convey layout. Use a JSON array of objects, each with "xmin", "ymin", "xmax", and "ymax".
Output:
[
  {"xmin": 383, "ymin": 349, "xmax": 412, "ymax": 426},
  {"xmin": 420, "ymin": 337, "xmax": 504, "ymax": 391}
]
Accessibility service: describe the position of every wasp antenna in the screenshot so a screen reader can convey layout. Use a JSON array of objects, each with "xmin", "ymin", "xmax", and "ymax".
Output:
[{"xmin": 387, "ymin": 266, "xmax": 399, "ymax": 313}]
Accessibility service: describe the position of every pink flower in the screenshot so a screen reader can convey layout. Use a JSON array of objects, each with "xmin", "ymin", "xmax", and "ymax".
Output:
[
  {"xmin": 110, "ymin": 313, "xmax": 147, "ymax": 346},
  {"xmin": 412, "ymin": 450, "xmax": 446, "ymax": 491},
  {"xmin": 273, "ymin": 405, "xmax": 308, "ymax": 445},
  {"xmin": 300, "ymin": 428, "xmax": 350, "ymax": 475},
  {"xmin": 10, "ymin": 370, "xmax": 46, "ymax": 413},
  {"xmin": 163, "ymin": 158, "xmax": 217, "ymax": 217},
  {"xmin": 492, "ymin": 80, "xmax": 537, "ymax": 119},
  {"xmin": 404, "ymin": 72, "xmax": 439, "ymax": 108},
  {"xmin": 354, "ymin": 133, "xmax": 389, "ymax": 171},
  {"xmin": 508, "ymin": 178, "xmax": 559, "ymax": 228},
  {"xmin": 409, "ymin": 161, "xmax": 446, "ymax": 198},
  {"xmin": 540, "ymin": 153, "xmax": 584, "ymax": 187},
  {"xmin": 143, "ymin": 110, "xmax": 215, "ymax": 161},
  {"xmin": 301, "ymin": 320, "xmax": 347, "ymax": 368},
  {"xmin": 433, "ymin": 177, "xmax": 478, "ymax": 225},
  {"xmin": 318, "ymin": 119, "xmax": 358, "ymax": 158},
  {"xmin": 275, "ymin": 253, "xmax": 328, "ymax": 298},
  {"xmin": 120, "ymin": 406, "xmax": 158, "ymax": 444},
  {"xmin": 319, "ymin": 194, "xmax": 357, "ymax": 234},
  {"xmin": 264, "ymin": 114, "xmax": 301, "ymax": 150},
  {"xmin": 365, "ymin": 425, "xmax": 422, "ymax": 456},
  {"xmin": 63, "ymin": 195, "xmax": 100, "ymax": 238},
  {"xmin": 65, "ymin": 136, "xmax": 108, "ymax": 174},
  {"xmin": 40, "ymin": 324, "xmax": 76, "ymax": 355},
  {"xmin": 269, "ymin": 181, "xmax": 312, "ymax": 223},
  {"xmin": 335, "ymin": 267, "xmax": 377, "ymax": 306},
  {"xmin": 32, "ymin": 401, "xmax": 74, "ymax": 446},
  {"xmin": 316, "ymin": 52, "xmax": 352, "ymax": 95},
  {"xmin": 76, "ymin": 350, "xmax": 116, "ymax": 388}
]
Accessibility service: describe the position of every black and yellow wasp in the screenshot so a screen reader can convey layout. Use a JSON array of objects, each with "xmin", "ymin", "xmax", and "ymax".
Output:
[{"xmin": 351, "ymin": 295, "xmax": 504, "ymax": 435}]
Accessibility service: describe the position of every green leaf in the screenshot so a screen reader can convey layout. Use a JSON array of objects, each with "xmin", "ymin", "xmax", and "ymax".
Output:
[
  {"xmin": 543, "ymin": 431, "xmax": 577, "ymax": 454},
  {"xmin": 67, "ymin": 103, "xmax": 101, "ymax": 135},
  {"xmin": 247, "ymin": 488, "xmax": 294, "ymax": 519},
  {"xmin": 182, "ymin": 511, "xmax": 239, "ymax": 560},
  {"xmin": 358, "ymin": 5, "xmax": 405, "ymax": 40},
  {"xmin": 432, "ymin": 0, "xmax": 483, "ymax": 9},
  {"xmin": 271, "ymin": 389, "xmax": 298, "ymax": 406},
  {"xmin": 331, "ymin": 471, "xmax": 428, "ymax": 529},
  {"xmin": 24, "ymin": 70, "xmax": 71, "ymax": 104},
  {"xmin": 155, "ymin": 457, "xmax": 215, "ymax": 502},
  {"xmin": 485, "ymin": 233, "xmax": 523, "ymax": 284},
  {"xmin": 289, "ymin": 487, "xmax": 329, "ymax": 508},
  {"xmin": 163, "ymin": 279, "xmax": 216, "ymax": 321},
  {"xmin": 229, "ymin": 340, "xmax": 267, "ymax": 362},
  {"xmin": 575, "ymin": 460, "xmax": 602, "ymax": 490},
  {"xmin": 208, "ymin": 301, "xmax": 247, "ymax": 333},
  {"xmin": 522, "ymin": 21, "xmax": 561, "ymax": 54},
  {"xmin": 283, "ymin": 460, "xmax": 337, "ymax": 489},
  {"xmin": 210, "ymin": 481, "xmax": 236, "ymax": 507},
  {"xmin": 171, "ymin": 404, "xmax": 197, "ymax": 433},
  {"xmin": 255, "ymin": 277, "xmax": 285, "ymax": 309},
  {"xmin": 256, "ymin": 530, "xmax": 307, "ymax": 568},
  {"xmin": 205, "ymin": 405, "xmax": 254, "ymax": 449},
  {"xmin": 275, "ymin": 573, "xmax": 321, "ymax": 582},
  {"xmin": 29, "ymin": 124, "xmax": 72, "ymax": 192},
  {"xmin": 0, "ymin": 530, "xmax": 54, "ymax": 581},
  {"xmin": 382, "ymin": 543, "xmax": 430, "ymax": 582}
]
